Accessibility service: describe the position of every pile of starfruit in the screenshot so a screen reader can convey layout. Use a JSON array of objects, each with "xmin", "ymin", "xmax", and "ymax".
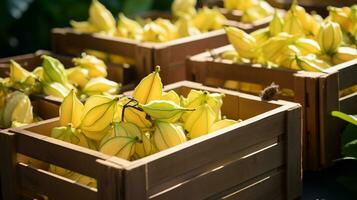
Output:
[
  {"xmin": 221, "ymin": 1, "xmax": 357, "ymax": 71},
  {"xmin": 71, "ymin": 0, "xmax": 226, "ymax": 43},
  {"xmin": 223, "ymin": 0, "xmax": 275, "ymax": 23},
  {"xmin": 49, "ymin": 66, "xmax": 239, "ymax": 186},
  {"xmin": 0, "ymin": 54, "xmax": 120, "ymax": 128}
]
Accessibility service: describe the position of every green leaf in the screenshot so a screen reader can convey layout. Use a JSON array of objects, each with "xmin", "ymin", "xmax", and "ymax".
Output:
[
  {"xmin": 332, "ymin": 111, "xmax": 357, "ymax": 126},
  {"xmin": 342, "ymin": 139, "xmax": 357, "ymax": 158},
  {"xmin": 341, "ymin": 124, "xmax": 357, "ymax": 158}
]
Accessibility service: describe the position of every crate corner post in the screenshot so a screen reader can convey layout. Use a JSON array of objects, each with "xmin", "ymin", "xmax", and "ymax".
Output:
[
  {"xmin": 0, "ymin": 131, "xmax": 18, "ymax": 200},
  {"xmin": 96, "ymin": 159, "xmax": 123, "ymax": 200},
  {"xmin": 286, "ymin": 105, "xmax": 303, "ymax": 200},
  {"xmin": 124, "ymin": 164, "xmax": 147, "ymax": 200},
  {"xmin": 319, "ymin": 71, "xmax": 340, "ymax": 168}
]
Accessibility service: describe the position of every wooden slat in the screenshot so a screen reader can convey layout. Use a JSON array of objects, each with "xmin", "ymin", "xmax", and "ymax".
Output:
[
  {"xmin": 186, "ymin": 57, "xmax": 204, "ymax": 81},
  {"xmin": 340, "ymin": 92, "xmax": 357, "ymax": 114},
  {"xmin": 204, "ymin": 61, "xmax": 296, "ymax": 89},
  {"xmin": 33, "ymin": 99, "xmax": 60, "ymax": 120},
  {"xmin": 324, "ymin": 59, "xmax": 357, "ymax": 90},
  {"xmin": 124, "ymin": 165, "xmax": 147, "ymax": 200},
  {"xmin": 155, "ymin": 30, "xmax": 228, "ymax": 63},
  {"xmin": 305, "ymin": 75, "xmax": 320, "ymax": 170},
  {"xmin": 52, "ymin": 28, "xmax": 138, "ymax": 58},
  {"xmin": 211, "ymin": 170, "xmax": 284, "ymax": 200},
  {"xmin": 51, "ymin": 28, "xmax": 228, "ymax": 83},
  {"xmin": 147, "ymin": 138, "xmax": 278, "ymax": 196},
  {"xmin": 135, "ymin": 45, "xmax": 154, "ymax": 80},
  {"xmin": 17, "ymin": 163, "xmax": 97, "ymax": 200},
  {"xmin": 218, "ymin": 7, "xmax": 285, "ymax": 32},
  {"xmin": 292, "ymin": 74, "xmax": 307, "ymax": 170},
  {"xmin": 150, "ymin": 29, "xmax": 225, "ymax": 48},
  {"xmin": 219, "ymin": 8, "xmax": 243, "ymax": 21},
  {"xmin": 0, "ymin": 131, "xmax": 19, "ymax": 200},
  {"xmin": 22, "ymin": 118, "xmax": 59, "ymax": 136},
  {"xmin": 162, "ymin": 81, "xmax": 288, "ymax": 107},
  {"xmin": 96, "ymin": 160, "xmax": 122, "ymax": 200},
  {"xmin": 12, "ymin": 129, "xmax": 109, "ymax": 178},
  {"xmin": 151, "ymin": 30, "xmax": 228, "ymax": 84},
  {"xmin": 238, "ymin": 97, "xmax": 279, "ymax": 119},
  {"xmin": 0, "ymin": 52, "xmax": 40, "ymax": 63},
  {"xmin": 286, "ymin": 106, "xmax": 302, "ymax": 199},
  {"xmin": 144, "ymin": 110, "xmax": 286, "ymax": 189},
  {"xmin": 149, "ymin": 143, "xmax": 284, "ymax": 200},
  {"xmin": 153, "ymin": 47, "xmax": 173, "ymax": 84},
  {"xmin": 319, "ymin": 72, "xmax": 341, "ymax": 168}
]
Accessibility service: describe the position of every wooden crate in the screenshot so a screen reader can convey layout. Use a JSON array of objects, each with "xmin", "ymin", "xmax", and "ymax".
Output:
[
  {"xmin": 1, "ymin": 81, "xmax": 302, "ymax": 200},
  {"xmin": 0, "ymin": 50, "xmax": 136, "ymax": 104},
  {"xmin": 203, "ymin": 0, "xmax": 355, "ymax": 16},
  {"xmin": 265, "ymin": 0, "xmax": 356, "ymax": 17},
  {"xmin": 187, "ymin": 45, "xmax": 356, "ymax": 170},
  {"xmin": 202, "ymin": 0, "xmax": 285, "ymax": 32},
  {"xmin": 319, "ymin": 59, "xmax": 357, "ymax": 168},
  {"xmin": 0, "ymin": 50, "xmax": 135, "ymax": 87},
  {"xmin": 51, "ymin": 27, "xmax": 228, "ymax": 85},
  {"xmin": 0, "ymin": 98, "xmax": 59, "ymax": 199}
]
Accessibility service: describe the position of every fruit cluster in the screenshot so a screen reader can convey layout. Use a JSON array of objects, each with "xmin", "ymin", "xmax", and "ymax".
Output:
[
  {"xmin": 224, "ymin": 0, "xmax": 275, "ymax": 23},
  {"xmin": 0, "ymin": 91, "xmax": 39, "ymax": 128},
  {"xmin": 0, "ymin": 54, "xmax": 120, "ymax": 128},
  {"xmin": 71, "ymin": 0, "xmax": 226, "ymax": 43},
  {"xmin": 50, "ymin": 66, "xmax": 238, "ymax": 186},
  {"xmin": 222, "ymin": 2, "xmax": 357, "ymax": 71}
]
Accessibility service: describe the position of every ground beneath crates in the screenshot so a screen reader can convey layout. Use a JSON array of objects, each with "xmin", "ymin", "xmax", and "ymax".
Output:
[{"xmin": 302, "ymin": 159, "xmax": 357, "ymax": 199}]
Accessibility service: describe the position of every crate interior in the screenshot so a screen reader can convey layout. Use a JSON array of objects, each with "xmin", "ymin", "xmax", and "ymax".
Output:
[
  {"xmin": 23, "ymin": 83, "xmax": 282, "ymax": 164},
  {"xmin": 32, "ymin": 99, "xmax": 60, "ymax": 120},
  {"xmin": 173, "ymin": 85, "xmax": 280, "ymax": 120},
  {"xmin": 27, "ymin": 84, "xmax": 280, "ymax": 136}
]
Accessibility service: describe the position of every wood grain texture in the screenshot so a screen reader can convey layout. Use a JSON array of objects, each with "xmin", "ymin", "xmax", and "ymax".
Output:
[
  {"xmin": 323, "ymin": 59, "xmax": 357, "ymax": 90},
  {"xmin": 292, "ymin": 75, "xmax": 308, "ymax": 170},
  {"xmin": 209, "ymin": 170, "xmax": 285, "ymax": 200},
  {"xmin": 0, "ymin": 131, "xmax": 18, "ymax": 200},
  {"xmin": 206, "ymin": 61, "xmax": 296, "ymax": 89},
  {"xmin": 149, "ymin": 144, "xmax": 284, "ymax": 200},
  {"xmin": 11, "ymin": 129, "xmax": 109, "ymax": 178},
  {"xmin": 32, "ymin": 99, "xmax": 60, "ymax": 120},
  {"xmin": 18, "ymin": 163, "xmax": 97, "ymax": 200},
  {"xmin": 286, "ymin": 106, "xmax": 303, "ymax": 199},
  {"xmin": 305, "ymin": 76, "xmax": 320, "ymax": 170},
  {"xmin": 135, "ymin": 45, "xmax": 154, "ymax": 81},
  {"xmin": 319, "ymin": 72, "xmax": 340, "ymax": 168},
  {"xmin": 124, "ymin": 165, "xmax": 147, "ymax": 200},
  {"xmin": 340, "ymin": 92, "xmax": 357, "ymax": 114},
  {"xmin": 143, "ymin": 111, "xmax": 285, "ymax": 190},
  {"xmin": 96, "ymin": 159, "xmax": 122, "ymax": 200},
  {"xmin": 52, "ymin": 28, "xmax": 138, "ymax": 58},
  {"xmin": 51, "ymin": 28, "xmax": 228, "ymax": 84}
]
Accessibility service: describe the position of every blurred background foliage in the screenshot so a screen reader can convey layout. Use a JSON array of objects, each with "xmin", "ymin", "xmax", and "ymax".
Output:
[{"xmin": 0, "ymin": 0, "xmax": 183, "ymax": 57}]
